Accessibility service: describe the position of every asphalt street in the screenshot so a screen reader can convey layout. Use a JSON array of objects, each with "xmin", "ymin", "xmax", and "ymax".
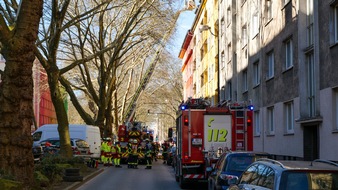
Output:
[{"xmin": 75, "ymin": 160, "xmax": 207, "ymax": 190}]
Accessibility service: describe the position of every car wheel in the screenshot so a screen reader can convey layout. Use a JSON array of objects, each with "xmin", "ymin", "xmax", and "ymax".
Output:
[
  {"xmin": 179, "ymin": 176, "xmax": 187, "ymax": 189},
  {"xmin": 208, "ymin": 179, "xmax": 214, "ymax": 190}
]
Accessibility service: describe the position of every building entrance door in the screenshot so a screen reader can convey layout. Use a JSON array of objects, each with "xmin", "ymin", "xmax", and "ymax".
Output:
[{"xmin": 303, "ymin": 125, "xmax": 319, "ymax": 161}]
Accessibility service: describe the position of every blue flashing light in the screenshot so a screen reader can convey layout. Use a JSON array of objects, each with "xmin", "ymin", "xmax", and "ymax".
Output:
[
  {"xmin": 180, "ymin": 105, "xmax": 187, "ymax": 110},
  {"xmin": 248, "ymin": 105, "xmax": 254, "ymax": 111}
]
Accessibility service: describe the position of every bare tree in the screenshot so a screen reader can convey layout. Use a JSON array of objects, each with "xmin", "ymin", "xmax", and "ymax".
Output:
[
  {"xmin": 34, "ymin": 0, "xmax": 115, "ymax": 158},
  {"xmin": 58, "ymin": 0, "xmax": 179, "ymax": 137},
  {"xmin": 0, "ymin": 0, "xmax": 43, "ymax": 186}
]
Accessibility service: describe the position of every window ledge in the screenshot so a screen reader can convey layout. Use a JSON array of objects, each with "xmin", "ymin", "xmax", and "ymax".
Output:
[
  {"xmin": 253, "ymin": 83, "xmax": 260, "ymax": 89},
  {"xmin": 329, "ymin": 42, "xmax": 338, "ymax": 49},
  {"xmin": 265, "ymin": 76, "xmax": 274, "ymax": 82},
  {"xmin": 281, "ymin": 0, "xmax": 291, "ymax": 10},
  {"xmin": 265, "ymin": 18, "xmax": 273, "ymax": 27},
  {"xmin": 283, "ymin": 133, "xmax": 294, "ymax": 136},
  {"xmin": 282, "ymin": 65, "xmax": 293, "ymax": 73}
]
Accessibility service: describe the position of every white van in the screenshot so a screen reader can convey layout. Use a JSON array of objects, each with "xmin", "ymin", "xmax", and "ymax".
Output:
[{"xmin": 32, "ymin": 124, "xmax": 102, "ymax": 159}]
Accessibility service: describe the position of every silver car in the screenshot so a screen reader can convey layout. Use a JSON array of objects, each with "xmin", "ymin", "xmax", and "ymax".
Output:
[
  {"xmin": 40, "ymin": 137, "xmax": 91, "ymax": 162},
  {"xmin": 228, "ymin": 158, "xmax": 338, "ymax": 190}
]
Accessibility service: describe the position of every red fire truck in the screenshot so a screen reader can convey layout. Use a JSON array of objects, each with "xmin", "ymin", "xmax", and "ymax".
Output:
[{"xmin": 174, "ymin": 98, "xmax": 254, "ymax": 188}]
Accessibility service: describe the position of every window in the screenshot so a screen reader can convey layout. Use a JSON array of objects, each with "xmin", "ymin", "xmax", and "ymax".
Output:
[
  {"xmin": 265, "ymin": 0, "xmax": 272, "ymax": 22},
  {"xmin": 252, "ymin": 13, "xmax": 259, "ymax": 37},
  {"xmin": 285, "ymin": 39, "xmax": 293, "ymax": 69},
  {"xmin": 254, "ymin": 111, "xmax": 260, "ymax": 136},
  {"xmin": 201, "ymin": 41, "xmax": 207, "ymax": 61},
  {"xmin": 227, "ymin": 43, "xmax": 231, "ymax": 62},
  {"xmin": 209, "ymin": 64, "xmax": 214, "ymax": 80},
  {"xmin": 267, "ymin": 51, "xmax": 274, "ymax": 79},
  {"xmin": 334, "ymin": 89, "xmax": 338, "ymax": 130},
  {"xmin": 227, "ymin": 7, "xmax": 231, "ymax": 25},
  {"xmin": 253, "ymin": 61, "xmax": 260, "ymax": 86},
  {"xmin": 243, "ymin": 69, "xmax": 248, "ymax": 92},
  {"xmin": 221, "ymin": 17, "xmax": 225, "ymax": 36},
  {"xmin": 258, "ymin": 165, "xmax": 275, "ymax": 189},
  {"xmin": 242, "ymin": 25, "xmax": 247, "ymax": 47},
  {"xmin": 334, "ymin": 4, "xmax": 338, "ymax": 42},
  {"xmin": 226, "ymin": 81, "xmax": 232, "ymax": 100},
  {"xmin": 283, "ymin": 0, "xmax": 291, "ymax": 6},
  {"xmin": 307, "ymin": 0, "xmax": 314, "ymax": 46},
  {"xmin": 221, "ymin": 51, "xmax": 225, "ymax": 68},
  {"xmin": 240, "ymin": 163, "xmax": 274, "ymax": 189},
  {"xmin": 285, "ymin": 101, "xmax": 294, "ymax": 133},
  {"xmin": 307, "ymin": 52, "xmax": 315, "ymax": 117},
  {"xmin": 267, "ymin": 106, "xmax": 274, "ymax": 134},
  {"xmin": 220, "ymin": 86, "xmax": 226, "ymax": 101}
]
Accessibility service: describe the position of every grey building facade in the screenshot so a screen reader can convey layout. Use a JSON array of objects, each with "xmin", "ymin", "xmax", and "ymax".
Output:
[{"xmin": 217, "ymin": 0, "xmax": 338, "ymax": 161}]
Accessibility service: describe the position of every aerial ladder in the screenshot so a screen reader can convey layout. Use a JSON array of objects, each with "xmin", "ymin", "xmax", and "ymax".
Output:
[{"xmin": 121, "ymin": 7, "xmax": 193, "ymax": 125}]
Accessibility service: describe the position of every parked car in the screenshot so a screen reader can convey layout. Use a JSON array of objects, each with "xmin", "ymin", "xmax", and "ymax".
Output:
[
  {"xmin": 32, "ymin": 145, "xmax": 43, "ymax": 163},
  {"xmin": 39, "ymin": 137, "xmax": 92, "ymax": 162},
  {"xmin": 207, "ymin": 151, "xmax": 271, "ymax": 190},
  {"xmin": 228, "ymin": 158, "xmax": 338, "ymax": 190},
  {"xmin": 32, "ymin": 124, "xmax": 101, "ymax": 159}
]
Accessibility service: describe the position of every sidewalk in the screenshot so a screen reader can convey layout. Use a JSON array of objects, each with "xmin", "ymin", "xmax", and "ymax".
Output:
[{"xmin": 53, "ymin": 165, "xmax": 105, "ymax": 190}]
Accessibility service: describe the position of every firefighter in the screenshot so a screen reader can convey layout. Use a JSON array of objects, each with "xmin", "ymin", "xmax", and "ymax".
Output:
[
  {"xmin": 113, "ymin": 142, "xmax": 122, "ymax": 168},
  {"xmin": 106, "ymin": 141, "xmax": 113, "ymax": 166},
  {"xmin": 144, "ymin": 139, "xmax": 153, "ymax": 169},
  {"xmin": 162, "ymin": 140, "xmax": 169, "ymax": 164},
  {"xmin": 127, "ymin": 139, "xmax": 132, "ymax": 168},
  {"xmin": 152, "ymin": 142, "xmax": 159, "ymax": 162},
  {"xmin": 127, "ymin": 139, "xmax": 139, "ymax": 169},
  {"xmin": 100, "ymin": 139, "xmax": 109, "ymax": 166}
]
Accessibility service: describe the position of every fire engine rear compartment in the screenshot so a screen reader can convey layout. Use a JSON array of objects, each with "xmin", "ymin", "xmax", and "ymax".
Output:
[{"xmin": 176, "ymin": 110, "xmax": 207, "ymax": 187}]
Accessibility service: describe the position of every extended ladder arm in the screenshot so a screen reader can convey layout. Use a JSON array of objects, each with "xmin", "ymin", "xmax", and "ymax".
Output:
[{"xmin": 122, "ymin": 11, "xmax": 184, "ymax": 123}]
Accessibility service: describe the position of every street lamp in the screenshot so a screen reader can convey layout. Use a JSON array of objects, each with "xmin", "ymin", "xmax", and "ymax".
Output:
[{"xmin": 199, "ymin": 24, "xmax": 216, "ymax": 36}]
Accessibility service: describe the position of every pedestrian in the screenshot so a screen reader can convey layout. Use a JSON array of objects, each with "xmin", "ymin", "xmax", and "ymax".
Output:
[{"xmin": 144, "ymin": 139, "xmax": 153, "ymax": 169}]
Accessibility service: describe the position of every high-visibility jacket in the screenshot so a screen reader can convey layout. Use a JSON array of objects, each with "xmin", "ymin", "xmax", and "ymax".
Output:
[{"xmin": 111, "ymin": 146, "xmax": 117, "ymax": 154}]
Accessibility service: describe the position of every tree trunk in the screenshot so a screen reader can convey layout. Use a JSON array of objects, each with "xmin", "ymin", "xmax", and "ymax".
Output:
[
  {"xmin": 47, "ymin": 69, "xmax": 73, "ymax": 158},
  {"xmin": 0, "ymin": 0, "xmax": 43, "ymax": 186},
  {"xmin": 105, "ymin": 99, "xmax": 113, "ymax": 138}
]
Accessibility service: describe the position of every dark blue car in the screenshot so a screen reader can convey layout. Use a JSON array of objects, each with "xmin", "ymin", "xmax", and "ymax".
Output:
[{"xmin": 207, "ymin": 151, "xmax": 270, "ymax": 190}]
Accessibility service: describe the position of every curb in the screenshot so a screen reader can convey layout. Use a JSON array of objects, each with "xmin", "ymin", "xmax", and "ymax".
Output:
[{"xmin": 65, "ymin": 168, "xmax": 105, "ymax": 190}]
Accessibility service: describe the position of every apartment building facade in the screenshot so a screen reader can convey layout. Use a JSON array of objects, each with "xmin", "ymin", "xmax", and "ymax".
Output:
[
  {"xmin": 180, "ymin": 0, "xmax": 219, "ymax": 105},
  {"xmin": 180, "ymin": 0, "xmax": 338, "ymax": 161}
]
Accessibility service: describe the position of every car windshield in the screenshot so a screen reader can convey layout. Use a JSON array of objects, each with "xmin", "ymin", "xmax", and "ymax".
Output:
[
  {"xmin": 225, "ymin": 156, "xmax": 255, "ymax": 172},
  {"xmin": 75, "ymin": 140, "xmax": 89, "ymax": 148},
  {"xmin": 280, "ymin": 171, "xmax": 338, "ymax": 190}
]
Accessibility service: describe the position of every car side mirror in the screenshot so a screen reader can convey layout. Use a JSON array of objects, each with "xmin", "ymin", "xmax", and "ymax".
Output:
[{"xmin": 228, "ymin": 176, "xmax": 239, "ymax": 185}]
